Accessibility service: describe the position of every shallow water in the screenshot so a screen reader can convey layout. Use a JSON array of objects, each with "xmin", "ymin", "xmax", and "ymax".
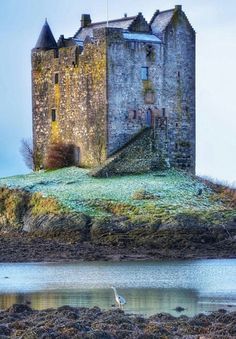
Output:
[{"xmin": 0, "ymin": 259, "xmax": 236, "ymax": 317}]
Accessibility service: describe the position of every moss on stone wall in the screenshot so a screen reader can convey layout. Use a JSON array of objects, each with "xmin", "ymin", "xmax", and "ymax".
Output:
[
  {"xmin": 50, "ymin": 121, "xmax": 60, "ymax": 143},
  {"xmin": 32, "ymin": 37, "xmax": 108, "ymax": 169},
  {"xmin": 142, "ymin": 80, "xmax": 155, "ymax": 94},
  {"xmin": 54, "ymin": 84, "xmax": 60, "ymax": 107}
]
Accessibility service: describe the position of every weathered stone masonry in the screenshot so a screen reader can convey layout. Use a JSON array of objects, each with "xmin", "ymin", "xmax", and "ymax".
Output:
[
  {"xmin": 32, "ymin": 5, "xmax": 195, "ymax": 173},
  {"xmin": 32, "ymin": 28, "xmax": 108, "ymax": 167}
]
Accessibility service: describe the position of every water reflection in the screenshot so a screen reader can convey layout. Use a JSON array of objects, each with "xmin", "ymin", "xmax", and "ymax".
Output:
[{"xmin": 0, "ymin": 259, "xmax": 236, "ymax": 317}]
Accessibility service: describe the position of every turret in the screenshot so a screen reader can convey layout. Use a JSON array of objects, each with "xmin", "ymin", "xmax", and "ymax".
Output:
[{"xmin": 34, "ymin": 19, "xmax": 58, "ymax": 50}]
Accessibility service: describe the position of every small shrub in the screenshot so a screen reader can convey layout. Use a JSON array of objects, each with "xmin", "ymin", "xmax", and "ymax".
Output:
[
  {"xmin": 132, "ymin": 189, "xmax": 157, "ymax": 200},
  {"xmin": 44, "ymin": 143, "xmax": 75, "ymax": 170},
  {"xmin": 29, "ymin": 193, "xmax": 63, "ymax": 215}
]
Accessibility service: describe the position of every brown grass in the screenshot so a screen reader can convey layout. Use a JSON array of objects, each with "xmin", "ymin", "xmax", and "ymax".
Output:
[
  {"xmin": 198, "ymin": 176, "xmax": 236, "ymax": 208},
  {"xmin": 0, "ymin": 188, "xmax": 30, "ymax": 227},
  {"xmin": 29, "ymin": 192, "xmax": 64, "ymax": 215}
]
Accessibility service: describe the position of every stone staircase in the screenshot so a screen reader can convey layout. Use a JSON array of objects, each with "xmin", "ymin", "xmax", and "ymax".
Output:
[{"xmin": 89, "ymin": 128, "xmax": 159, "ymax": 177}]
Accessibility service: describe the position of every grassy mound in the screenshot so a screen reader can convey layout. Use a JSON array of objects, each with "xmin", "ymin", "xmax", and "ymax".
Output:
[{"xmin": 0, "ymin": 167, "xmax": 235, "ymax": 225}]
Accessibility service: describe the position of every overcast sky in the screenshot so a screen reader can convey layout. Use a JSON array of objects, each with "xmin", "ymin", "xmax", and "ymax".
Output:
[{"xmin": 0, "ymin": 0, "xmax": 235, "ymax": 184}]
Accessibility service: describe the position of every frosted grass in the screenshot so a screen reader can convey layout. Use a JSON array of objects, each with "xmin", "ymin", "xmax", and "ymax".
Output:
[{"xmin": 0, "ymin": 167, "xmax": 225, "ymax": 216}]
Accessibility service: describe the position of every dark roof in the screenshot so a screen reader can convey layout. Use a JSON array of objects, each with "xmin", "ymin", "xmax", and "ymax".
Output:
[
  {"xmin": 34, "ymin": 19, "xmax": 58, "ymax": 50},
  {"xmin": 74, "ymin": 15, "xmax": 136, "ymax": 40}
]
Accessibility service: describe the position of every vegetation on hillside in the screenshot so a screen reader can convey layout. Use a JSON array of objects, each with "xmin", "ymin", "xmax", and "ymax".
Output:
[{"xmin": 0, "ymin": 167, "xmax": 235, "ymax": 225}]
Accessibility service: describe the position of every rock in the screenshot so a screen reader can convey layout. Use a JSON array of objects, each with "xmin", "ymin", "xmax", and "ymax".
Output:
[
  {"xmin": 91, "ymin": 217, "xmax": 131, "ymax": 244},
  {"xmin": 174, "ymin": 212, "xmax": 208, "ymax": 229},
  {"xmin": 0, "ymin": 325, "xmax": 11, "ymax": 336},
  {"xmin": 144, "ymin": 322, "xmax": 171, "ymax": 336},
  {"xmin": 0, "ymin": 188, "xmax": 30, "ymax": 230},
  {"xmin": 85, "ymin": 331, "xmax": 113, "ymax": 338},
  {"xmin": 23, "ymin": 212, "xmax": 90, "ymax": 241},
  {"xmin": 174, "ymin": 306, "xmax": 185, "ymax": 312},
  {"xmin": 7, "ymin": 304, "xmax": 33, "ymax": 313}
]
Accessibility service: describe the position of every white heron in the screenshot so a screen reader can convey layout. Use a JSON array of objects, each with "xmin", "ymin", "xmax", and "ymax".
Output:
[{"xmin": 111, "ymin": 286, "xmax": 126, "ymax": 308}]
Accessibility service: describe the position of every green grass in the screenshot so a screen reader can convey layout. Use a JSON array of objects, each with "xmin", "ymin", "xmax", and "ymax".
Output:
[{"xmin": 0, "ymin": 167, "xmax": 232, "ymax": 222}]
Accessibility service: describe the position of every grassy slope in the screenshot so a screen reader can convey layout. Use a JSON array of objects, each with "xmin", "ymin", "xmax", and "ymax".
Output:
[{"xmin": 0, "ymin": 167, "xmax": 234, "ymax": 224}]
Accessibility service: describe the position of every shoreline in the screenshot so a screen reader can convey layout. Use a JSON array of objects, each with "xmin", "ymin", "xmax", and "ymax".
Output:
[
  {"xmin": 0, "ymin": 304, "xmax": 235, "ymax": 338},
  {"xmin": 0, "ymin": 232, "xmax": 235, "ymax": 263}
]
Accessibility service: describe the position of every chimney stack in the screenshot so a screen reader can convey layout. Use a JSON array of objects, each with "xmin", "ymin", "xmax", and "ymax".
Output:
[
  {"xmin": 175, "ymin": 5, "xmax": 182, "ymax": 11},
  {"xmin": 81, "ymin": 14, "xmax": 91, "ymax": 28}
]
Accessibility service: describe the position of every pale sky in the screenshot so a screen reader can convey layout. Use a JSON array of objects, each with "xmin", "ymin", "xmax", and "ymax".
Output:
[{"xmin": 0, "ymin": 0, "xmax": 235, "ymax": 184}]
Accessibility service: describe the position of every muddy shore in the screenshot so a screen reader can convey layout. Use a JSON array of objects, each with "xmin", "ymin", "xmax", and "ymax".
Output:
[
  {"xmin": 0, "ymin": 186, "xmax": 235, "ymax": 262},
  {"xmin": 0, "ymin": 304, "xmax": 235, "ymax": 338},
  {"xmin": 0, "ymin": 231, "xmax": 235, "ymax": 263}
]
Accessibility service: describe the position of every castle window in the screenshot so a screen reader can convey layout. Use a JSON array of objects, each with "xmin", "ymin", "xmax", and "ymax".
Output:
[
  {"xmin": 51, "ymin": 109, "xmax": 56, "ymax": 122},
  {"xmin": 177, "ymin": 71, "xmax": 180, "ymax": 82},
  {"xmin": 176, "ymin": 122, "xmax": 179, "ymax": 127},
  {"xmin": 54, "ymin": 73, "xmax": 59, "ymax": 84},
  {"xmin": 185, "ymin": 106, "xmax": 189, "ymax": 113},
  {"xmin": 175, "ymin": 142, "xmax": 179, "ymax": 151},
  {"xmin": 162, "ymin": 108, "xmax": 166, "ymax": 117},
  {"xmin": 141, "ymin": 67, "xmax": 149, "ymax": 80},
  {"xmin": 54, "ymin": 49, "xmax": 59, "ymax": 58},
  {"xmin": 146, "ymin": 45, "xmax": 155, "ymax": 60}
]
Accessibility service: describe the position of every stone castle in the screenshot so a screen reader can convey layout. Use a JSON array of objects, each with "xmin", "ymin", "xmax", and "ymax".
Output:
[{"xmin": 32, "ymin": 5, "xmax": 195, "ymax": 176}]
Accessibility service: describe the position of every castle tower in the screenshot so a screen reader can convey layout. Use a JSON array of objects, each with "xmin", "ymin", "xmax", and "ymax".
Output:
[
  {"xmin": 32, "ymin": 20, "xmax": 60, "ymax": 168},
  {"xmin": 32, "ymin": 7, "xmax": 195, "ymax": 174},
  {"xmin": 34, "ymin": 19, "xmax": 58, "ymax": 50}
]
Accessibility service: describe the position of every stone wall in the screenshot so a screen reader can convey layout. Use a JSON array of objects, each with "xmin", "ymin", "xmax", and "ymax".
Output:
[
  {"xmin": 32, "ymin": 30, "xmax": 108, "ymax": 168},
  {"xmin": 107, "ymin": 29, "xmax": 163, "ymax": 155},
  {"xmin": 91, "ymin": 128, "xmax": 166, "ymax": 177},
  {"xmin": 107, "ymin": 9, "xmax": 195, "ymax": 173},
  {"xmin": 153, "ymin": 8, "xmax": 196, "ymax": 172}
]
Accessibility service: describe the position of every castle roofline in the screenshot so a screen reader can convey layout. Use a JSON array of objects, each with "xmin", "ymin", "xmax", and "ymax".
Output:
[
  {"xmin": 74, "ymin": 15, "xmax": 138, "ymax": 39},
  {"xmin": 34, "ymin": 19, "xmax": 58, "ymax": 50},
  {"xmin": 74, "ymin": 13, "xmax": 152, "ymax": 40},
  {"xmin": 87, "ymin": 15, "xmax": 137, "ymax": 27}
]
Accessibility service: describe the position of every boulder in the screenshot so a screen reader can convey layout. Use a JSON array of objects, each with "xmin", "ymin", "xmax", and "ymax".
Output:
[
  {"xmin": 7, "ymin": 304, "xmax": 33, "ymax": 314},
  {"xmin": 23, "ymin": 212, "xmax": 90, "ymax": 241}
]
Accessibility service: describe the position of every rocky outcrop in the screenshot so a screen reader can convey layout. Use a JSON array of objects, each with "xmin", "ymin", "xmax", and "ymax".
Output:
[
  {"xmin": 0, "ymin": 186, "xmax": 236, "ymax": 260},
  {"xmin": 0, "ymin": 187, "xmax": 91, "ymax": 242},
  {"xmin": 91, "ymin": 215, "xmax": 236, "ymax": 249},
  {"xmin": 23, "ymin": 212, "xmax": 91, "ymax": 241},
  {"xmin": 0, "ymin": 188, "xmax": 30, "ymax": 229}
]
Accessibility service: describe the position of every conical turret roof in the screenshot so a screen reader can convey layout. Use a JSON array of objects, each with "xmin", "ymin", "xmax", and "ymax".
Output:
[{"xmin": 34, "ymin": 19, "xmax": 57, "ymax": 50}]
